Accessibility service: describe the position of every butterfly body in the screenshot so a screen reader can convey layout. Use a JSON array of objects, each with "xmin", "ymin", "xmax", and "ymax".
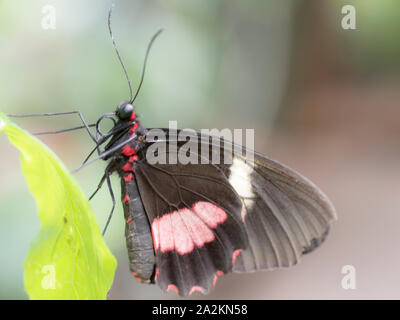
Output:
[
  {"xmin": 120, "ymin": 174, "xmax": 154, "ymax": 283},
  {"xmin": 102, "ymin": 104, "xmax": 156, "ymax": 283}
]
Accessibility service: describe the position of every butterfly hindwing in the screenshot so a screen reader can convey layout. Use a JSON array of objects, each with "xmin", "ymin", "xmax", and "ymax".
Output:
[{"xmin": 134, "ymin": 145, "xmax": 248, "ymax": 296}]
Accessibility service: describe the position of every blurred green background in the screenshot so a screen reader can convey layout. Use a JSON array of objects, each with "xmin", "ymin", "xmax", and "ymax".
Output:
[{"xmin": 1, "ymin": 0, "xmax": 400, "ymax": 299}]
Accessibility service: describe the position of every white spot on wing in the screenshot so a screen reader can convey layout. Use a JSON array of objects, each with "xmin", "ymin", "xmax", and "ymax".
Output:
[{"xmin": 229, "ymin": 157, "xmax": 255, "ymax": 221}]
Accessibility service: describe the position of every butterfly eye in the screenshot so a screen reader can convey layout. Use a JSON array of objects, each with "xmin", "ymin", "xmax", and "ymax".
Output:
[{"xmin": 117, "ymin": 102, "xmax": 134, "ymax": 119}]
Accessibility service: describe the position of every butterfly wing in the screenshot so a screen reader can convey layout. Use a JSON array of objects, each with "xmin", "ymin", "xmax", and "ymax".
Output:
[
  {"xmin": 227, "ymin": 151, "xmax": 336, "ymax": 272},
  {"xmin": 135, "ymin": 128, "xmax": 336, "ymax": 295},
  {"xmin": 134, "ymin": 157, "xmax": 247, "ymax": 296}
]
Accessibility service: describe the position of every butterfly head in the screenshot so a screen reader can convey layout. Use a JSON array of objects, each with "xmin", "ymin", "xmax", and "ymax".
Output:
[{"xmin": 116, "ymin": 101, "xmax": 136, "ymax": 121}]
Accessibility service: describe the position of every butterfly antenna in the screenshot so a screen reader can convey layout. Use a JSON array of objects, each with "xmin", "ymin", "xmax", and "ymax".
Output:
[
  {"xmin": 131, "ymin": 28, "xmax": 164, "ymax": 103},
  {"xmin": 108, "ymin": 4, "xmax": 133, "ymax": 102}
]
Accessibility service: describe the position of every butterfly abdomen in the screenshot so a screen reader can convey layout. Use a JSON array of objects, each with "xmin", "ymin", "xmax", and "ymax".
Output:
[{"xmin": 120, "ymin": 172, "xmax": 155, "ymax": 283}]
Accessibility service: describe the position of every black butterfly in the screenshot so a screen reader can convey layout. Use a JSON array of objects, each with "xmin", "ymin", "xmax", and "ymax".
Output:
[{"xmin": 9, "ymin": 7, "xmax": 336, "ymax": 297}]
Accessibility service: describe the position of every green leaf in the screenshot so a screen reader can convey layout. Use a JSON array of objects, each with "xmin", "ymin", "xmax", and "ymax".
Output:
[{"xmin": 0, "ymin": 113, "xmax": 117, "ymax": 300}]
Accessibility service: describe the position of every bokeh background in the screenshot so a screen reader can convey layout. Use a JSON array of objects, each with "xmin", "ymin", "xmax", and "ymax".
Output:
[{"xmin": 1, "ymin": 0, "xmax": 400, "ymax": 299}]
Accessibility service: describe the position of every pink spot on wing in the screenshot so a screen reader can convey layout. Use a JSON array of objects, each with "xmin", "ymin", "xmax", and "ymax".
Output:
[
  {"xmin": 126, "ymin": 217, "xmax": 132, "ymax": 224},
  {"xmin": 170, "ymin": 209, "xmax": 195, "ymax": 254},
  {"xmin": 158, "ymin": 214, "xmax": 175, "ymax": 253},
  {"xmin": 213, "ymin": 275, "xmax": 218, "ymax": 287},
  {"xmin": 123, "ymin": 194, "xmax": 130, "ymax": 204},
  {"xmin": 192, "ymin": 202, "xmax": 227, "ymax": 228},
  {"xmin": 213, "ymin": 270, "xmax": 224, "ymax": 287},
  {"xmin": 241, "ymin": 208, "xmax": 246, "ymax": 223},
  {"xmin": 189, "ymin": 286, "xmax": 205, "ymax": 295},
  {"xmin": 123, "ymin": 173, "xmax": 133, "ymax": 182},
  {"xmin": 154, "ymin": 268, "xmax": 159, "ymax": 282},
  {"xmin": 152, "ymin": 218, "xmax": 160, "ymax": 251},
  {"xmin": 179, "ymin": 209, "xmax": 214, "ymax": 251},
  {"xmin": 167, "ymin": 284, "xmax": 178, "ymax": 294},
  {"xmin": 151, "ymin": 202, "xmax": 227, "ymax": 255},
  {"xmin": 232, "ymin": 249, "xmax": 243, "ymax": 264},
  {"xmin": 122, "ymin": 144, "xmax": 136, "ymax": 156}
]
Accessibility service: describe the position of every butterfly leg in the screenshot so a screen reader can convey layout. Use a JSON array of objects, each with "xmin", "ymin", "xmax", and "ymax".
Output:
[
  {"xmin": 33, "ymin": 124, "xmax": 96, "ymax": 136},
  {"xmin": 87, "ymin": 159, "xmax": 116, "ymax": 236},
  {"xmin": 102, "ymin": 173, "xmax": 116, "ymax": 236},
  {"xmin": 88, "ymin": 172, "xmax": 107, "ymax": 200},
  {"xmin": 8, "ymin": 111, "xmax": 98, "ymax": 143}
]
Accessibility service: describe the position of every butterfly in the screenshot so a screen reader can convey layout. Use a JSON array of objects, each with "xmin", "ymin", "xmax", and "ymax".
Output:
[{"xmin": 9, "ymin": 6, "xmax": 336, "ymax": 297}]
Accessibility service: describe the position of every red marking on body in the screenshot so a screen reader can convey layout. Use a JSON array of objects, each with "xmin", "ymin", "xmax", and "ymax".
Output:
[
  {"xmin": 213, "ymin": 270, "xmax": 224, "ymax": 287},
  {"xmin": 122, "ymin": 144, "xmax": 136, "ymax": 156},
  {"xmin": 129, "ymin": 122, "xmax": 139, "ymax": 132},
  {"xmin": 131, "ymin": 272, "xmax": 141, "ymax": 282},
  {"xmin": 130, "ymin": 111, "xmax": 136, "ymax": 120},
  {"xmin": 189, "ymin": 286, "xmax": 205, "ymax": 295},
  {"xmin": 154, "ymin": 268, "xmax": 159, "ymax": 282},
  {"xmin": 122, "ymin": 162, "xmax": 135, "ymax": 172},
  {"xmin": 192, "ymin": 202, "xmax": 227, "ymax": 228},
  {"xmin": 123, "ymin": 194, "xmax": 130, "ymax": 204},
  {"xmin": 232, "ymin": 249, "xmax": 243, "ymax": 264},
  {"xmin": 123, "ymin": 173, "xmax": 133, "ymax": 182},
  {"xmin": 166, "ymin": 284, "xmax": 178, "ymax": 293},
  {"xmin": 151, "ymin": 202, "xmax": 227, "ymax": 255},
  {"xmin": 128, "ymin": 155, "xmax": 139, "ymax": 163},
  {"xmin": 126, "ymin": 217, "xmax": 132, "ymax": 224}
]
